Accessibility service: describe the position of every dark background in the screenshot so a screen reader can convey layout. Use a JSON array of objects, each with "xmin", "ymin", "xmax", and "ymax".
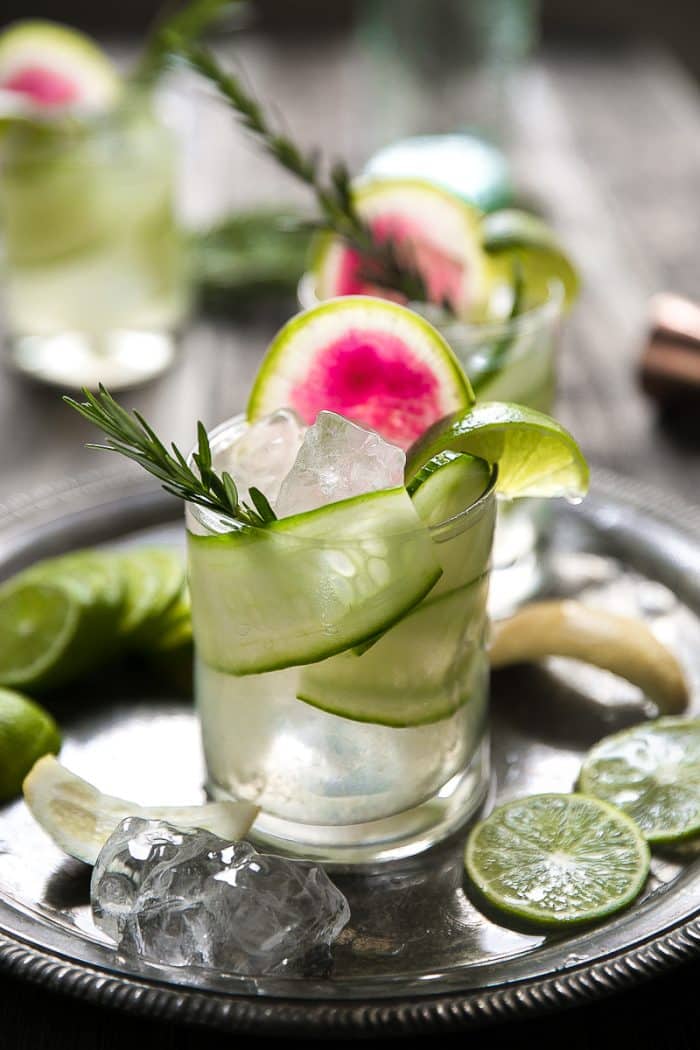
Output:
[{"xmin": 2, "ymin": 0, "xmax": 700, "ymax": 83}]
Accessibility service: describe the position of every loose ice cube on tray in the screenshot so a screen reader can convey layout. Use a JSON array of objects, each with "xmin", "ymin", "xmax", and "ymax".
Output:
[
  {"xmin": 91, "ymin": 817, "xmax": 350, "ymax": 974},
  {"xmin": 275, "ymin": 410, "xmax": 406, "ymax": 518},
  {"xmin": 216, "ymin": 408, "xmax": 306, "ymax": 507}
]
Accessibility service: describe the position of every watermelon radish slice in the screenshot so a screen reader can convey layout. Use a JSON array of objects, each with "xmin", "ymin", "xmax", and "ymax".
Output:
[
  {"xmin": 0, "ymin": 21, "xmax": 121, "ymax": 116},
  {"xmin": 247, "ymin": 296, "xmax": 474, "ymax": 452},
  {"xmin": 310, "ymin": 178, "xmax": 492, "ymax": 320}
]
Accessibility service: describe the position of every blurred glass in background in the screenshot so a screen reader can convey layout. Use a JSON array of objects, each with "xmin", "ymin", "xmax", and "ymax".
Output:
[
  {"xmin": 357, "ymin": 0, "xmax": 539, "ymax": 147},
  {"xmin": 0, "ymin": 97, "xmax": 188, "ymax": 389}
]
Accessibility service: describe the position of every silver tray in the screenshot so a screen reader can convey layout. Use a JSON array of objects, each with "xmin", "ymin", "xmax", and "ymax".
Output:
[{"xmin": 0, "ymin": 467, "xmax": 699, "ymax": 1038}]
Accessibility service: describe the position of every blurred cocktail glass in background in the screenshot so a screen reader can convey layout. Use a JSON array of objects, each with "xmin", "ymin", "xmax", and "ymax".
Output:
[{"xmin": 0, "ymin": 98, "xmax": 188, "ymax": 390}]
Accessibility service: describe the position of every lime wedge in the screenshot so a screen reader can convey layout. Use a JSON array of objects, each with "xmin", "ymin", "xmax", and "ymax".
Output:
[
  {"xmin": 465, "ymin": 793, "xmax": 649, "ymax": 927},
  {"xmin": 579, "ymin": 718, "xmax": 700, "ymax": 845},
  {"xmin": 482, "ymin": 209, "xmax": 579, "ymax": 309},
  {"xmin": 0, "ymin": 687, "xmax": 61, "ymax": 801},
  {"xmin": 23, "ymin": 755, "xmax": 258, "ymax": 865},
  {"xmin": 405, "ymin": 402, "xmax": 589, "ymax": 500}
]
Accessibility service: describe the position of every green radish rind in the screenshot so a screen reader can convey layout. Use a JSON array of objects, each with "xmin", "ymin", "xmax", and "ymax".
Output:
[
  {"xmin": 578, "ymin": 717, "xmax": 700, "ymax": 845},
  {"xmin": 310, "ymin": 178, "xmax": 492, "ymax": 319},
  {"xmin": 0, "ymin": 20, "xmax": 121, "ymax": 114},
  {"xmin": 188, "ymin": 486, "xmax": 443, "ymax": 676},
  {"xmin": 465, "ymin": 793, "xmax": 650, "ymax": 928},
  {"xmin": 405, "ymin": 401, "xmax": 589, "ymax": 501},
  {"xmin": 296, "ymin": 578, "xmax": 489, "ymax": 727},
  {"xmin": 246, "ymin": 294, "xmax": 475, "ymax": 429}
]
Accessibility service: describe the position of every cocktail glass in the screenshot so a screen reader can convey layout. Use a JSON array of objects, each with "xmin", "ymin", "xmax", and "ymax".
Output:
[
  {"xmin": 186, "ymin": 414, "xmax": 497, "ymax": 866},
  {"xmin": 298, "ymin": 275, "xmax": 565, "ymax": 614},
  {"xmin": 0, "ymin": 97, "xmax": 188, "ymax": 390}
]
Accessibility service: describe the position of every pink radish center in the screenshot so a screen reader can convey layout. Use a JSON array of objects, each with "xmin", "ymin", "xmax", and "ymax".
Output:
[
  {"xmin": 336, "ymin": 213, "xmax": 466, "ymax": 311},
  {"xmin": 4, "ymin": 67, "xmax": 79, "ymax": 107},
  {"xmin": 289, "ymin": 327, "xmax": 445, "ymax": 449}
]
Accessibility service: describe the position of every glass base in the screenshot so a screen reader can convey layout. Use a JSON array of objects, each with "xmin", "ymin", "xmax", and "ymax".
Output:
[
  {"xmin": 7, "ymin": 329, "xmax": 178, "ymax": 391},
  {"xmin": 206, "ymin": 738, "xmax": 490, "ymax": 871}
]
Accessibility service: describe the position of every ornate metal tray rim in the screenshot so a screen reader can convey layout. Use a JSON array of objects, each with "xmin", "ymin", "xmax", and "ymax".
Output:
[{"xmin": 0, "ymin": 465, "xmax": 699, "ymax": 1035}]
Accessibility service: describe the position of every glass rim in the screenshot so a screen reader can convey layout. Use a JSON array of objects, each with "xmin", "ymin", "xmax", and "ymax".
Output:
[
  {"xmin": 187, "ymin": 412, "xmax": 498, "ymax": 543},
  {"xmin": 297, "ymin": 272, "xmax": 565, "ymax": 340}
]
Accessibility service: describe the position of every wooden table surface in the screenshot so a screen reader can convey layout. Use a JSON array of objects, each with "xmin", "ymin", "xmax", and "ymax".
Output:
[{"xmin": 0, "ymin": 33, "xmax": 699, "ymax": 1048}]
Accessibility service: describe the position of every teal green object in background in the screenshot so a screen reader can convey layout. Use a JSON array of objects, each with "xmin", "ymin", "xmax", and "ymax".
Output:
[{"xmin": 363, "ymin": 134, "xmax": 513, "ymax": 213}]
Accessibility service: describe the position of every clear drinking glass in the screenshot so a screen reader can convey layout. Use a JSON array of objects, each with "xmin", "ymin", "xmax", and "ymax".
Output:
[
  {"xmin": 187, "ymin": 415, "xmax": 497, "ymax": 866},
  {"xmin": 0, "ymin": 97, "xmax": 189, "ymax": 390}
]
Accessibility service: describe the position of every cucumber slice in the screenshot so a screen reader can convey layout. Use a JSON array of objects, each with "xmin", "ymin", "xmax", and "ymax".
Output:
[
  {"xmin": 409, "ymin": 451, "xmax": 495, "ymax": 598},
  {"xmin": 297, "ymin": 578, "xmax": 490, "ymax": 727},
  {"xmin": 408, "ymin": 450, "xmax": 492, "ymax": 525},
  {"xmin": 188, "ymin": 487, "xmax": 442, "ymax": 676}
]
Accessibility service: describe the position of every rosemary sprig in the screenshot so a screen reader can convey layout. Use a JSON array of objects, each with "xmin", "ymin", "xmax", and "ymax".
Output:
[
  {"xmin": 135, "ymin": 0, "xmax": 240, "ymax": 85},
  {"xmin": 169, "ymin": 40, "xmax": 431, "ymax": 306},
  {"xmin": 64, "ymin": 385, "xmax": 276, "ymax": 527}
]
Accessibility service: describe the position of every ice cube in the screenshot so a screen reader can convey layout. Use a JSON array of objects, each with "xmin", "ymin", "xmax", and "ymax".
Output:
[
  {"xmin": 216, "ymin": 408, "xmax": 306, "ymax": 508},
  {"xmin": 275, "ymin": 411, "xmax": 406, "ymax": 518},
  {"xmin": 91, "ymin": 818, "xmax": 350, "ymax": 974}
]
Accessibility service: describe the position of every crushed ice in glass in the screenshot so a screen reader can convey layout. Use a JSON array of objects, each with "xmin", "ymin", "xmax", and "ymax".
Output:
[
  {"xmin": 216, "ymin": 408, "xmax": 306, "ymax": 507},
  {"xmin": 275, "ymin": 410, "xmax": 406, "ymax": 518},
  {"xmin": 91, "ymin": 817, "xmax": 350, "ymax": 974}
]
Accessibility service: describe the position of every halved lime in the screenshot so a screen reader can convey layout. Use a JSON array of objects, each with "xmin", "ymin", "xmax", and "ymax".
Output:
[
  {"xmin": 405, "ymin": 401, "xmax": 589, "ymax": 500},
  {"xmin": 0, "ymin": 687, "xmax": 61, "ymax": 801},
  {"xmin": 465, "ymin": 793, "xmax": 649, "ymax": 927},
  {"xmin": 579, "ymin": 718, "xmax": 700, "ymax": 845},
  {"xmin": 482, "ymin": 209, "xmax": 579, "ymax": 309}
]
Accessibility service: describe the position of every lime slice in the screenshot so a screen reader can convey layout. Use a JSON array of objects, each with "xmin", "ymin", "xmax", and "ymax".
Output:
[
  {"xmin": 116, "ymin": 548, "xmax": 186, "ymax": 646},
  {"xmin": 310, "ymin": 178, "xmax": 494, "ymax": 319},
  {"xmin": 482, "ymin": 209, "xmax": 579, "ymax": 309},
  {"xmin": 0, "ymin": 580, "xmax": 85, "ymax": 689},
  {"xmin": 0, "ymin": 688, "xmax": 61, "ymax": 801},
  {"xmin": 247, "ymin": 295, "xmax": 474, "ymax": 451},
  {"xmin": 465, "ymin": 793, "xmax": 650, "ymax": 927},
  {"xmin": 26, "ymin": 550, "xmax": 125, "ymax": 666},
  {"xmin": 23, "ymin": 755, "xmax": 258, "ymax": 865},
  {"xmin": 405, "ymin": 401, "xmax": 589, "ymax": 500},
  {"xmin": 579, "ymin": 718, "xmax": 700, "ymax": 845}
]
